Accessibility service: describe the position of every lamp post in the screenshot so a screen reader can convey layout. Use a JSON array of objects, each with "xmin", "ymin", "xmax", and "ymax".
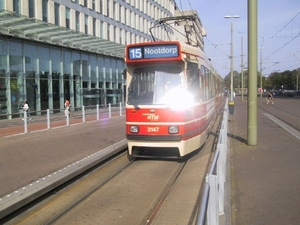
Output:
[
  {"xmin": 241, "ymin": 36, "xmax": 244, "ymax": 101},
  {"xmin": 259, "ymin": 47, "xmax": 265, "ymax": 98},
  {"xmin": 224, "ymin": 15, "xmax": 240, "ymax": 103}
]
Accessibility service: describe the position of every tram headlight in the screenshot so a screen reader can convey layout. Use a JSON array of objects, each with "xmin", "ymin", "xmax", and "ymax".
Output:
[
  {"xmin": 169, "ymin": 125, "xmax": 179, "ymax": 134},
  {"xmin": 130, "ymin": 125, "xmax": 139, "ymax": 133}
]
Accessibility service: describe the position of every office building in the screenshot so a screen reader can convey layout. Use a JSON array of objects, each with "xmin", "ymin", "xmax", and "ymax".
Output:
[{"xmin": 0, "ymin": 0, "xmax": 176, "ymax": 119}]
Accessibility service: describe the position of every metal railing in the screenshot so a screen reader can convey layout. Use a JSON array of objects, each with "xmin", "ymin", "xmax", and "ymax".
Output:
[
  {"xmin": 0, "ymin": 103, "xmax": 125, "ymax": 137},
  {"xmin": 196, "ymin": 99, "xmax": 229, "ymax": 225}
]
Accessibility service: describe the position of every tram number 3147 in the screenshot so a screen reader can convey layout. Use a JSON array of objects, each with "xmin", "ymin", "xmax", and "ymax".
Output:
[{"xmin": 147, "ymin": 127, "xmax": 159, "ymax": 132}]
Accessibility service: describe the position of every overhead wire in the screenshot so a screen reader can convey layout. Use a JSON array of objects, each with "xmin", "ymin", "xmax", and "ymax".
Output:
[{"xmin": 262, "ymin": 10, "xmax": 300, "ymax": 62}]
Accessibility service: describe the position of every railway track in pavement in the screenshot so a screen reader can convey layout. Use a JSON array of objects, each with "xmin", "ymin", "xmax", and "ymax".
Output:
[{"xmin": 2, "ymin": 106, "xmax": 224, "ymax": 225}]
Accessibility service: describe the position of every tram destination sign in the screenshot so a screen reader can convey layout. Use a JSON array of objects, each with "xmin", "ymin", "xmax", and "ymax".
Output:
[{"xmin": 128, "ymin": 44, "xmax": 179, "ymax": 60}]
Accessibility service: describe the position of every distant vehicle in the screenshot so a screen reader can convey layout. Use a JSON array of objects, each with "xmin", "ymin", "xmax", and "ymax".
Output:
[{"xmin": 124, "ymin": 40, "xmax": 223, "ymax": 158}]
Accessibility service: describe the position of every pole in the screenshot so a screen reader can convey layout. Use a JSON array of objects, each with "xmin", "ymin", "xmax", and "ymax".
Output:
[
  {"xmin": 225, "ymin": 15, "xmax": 239, "ymax": 114},
  {"xmin": 230, "ymin": 20, "xmax": 234, "ymax": 102},
  {"xmin": 297, "ymin": 70, "xmax": 299, "ymax": 91},
  {"xmin": 260, "ymin": 48, "xmax": 263, "ymax": 98},
  {"xmin": 247, "ymin": 0, "xmax": 258, "ymax": 145},
  {"xmin": 241, "ymin": 36, "xmax": 244, "ymax": 101}
]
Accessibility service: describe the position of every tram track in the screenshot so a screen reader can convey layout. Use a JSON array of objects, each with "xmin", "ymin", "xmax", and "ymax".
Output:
[
  {"xmin": 4, "ymin": 151, "xmax": 132, "ymax": 225},
  {"xmin": 2, "ymin": 105, "xmax": 224, "ymax": 225}
]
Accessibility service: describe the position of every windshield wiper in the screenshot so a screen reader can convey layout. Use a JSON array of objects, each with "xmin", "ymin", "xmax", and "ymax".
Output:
[{"xmin": 128, "ymin": 88, "xmax": 140, "ymax": 110}]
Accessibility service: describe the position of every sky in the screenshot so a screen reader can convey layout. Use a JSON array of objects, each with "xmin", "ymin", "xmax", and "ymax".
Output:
[{"xmin": 176, "ymin": 0, "xmax": 300, "ymax": 77}]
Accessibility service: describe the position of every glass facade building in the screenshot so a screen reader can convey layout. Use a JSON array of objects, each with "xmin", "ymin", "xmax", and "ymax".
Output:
[{"xmin": 0, "ymin": 0, "xmax": 176, "ymax": 119}]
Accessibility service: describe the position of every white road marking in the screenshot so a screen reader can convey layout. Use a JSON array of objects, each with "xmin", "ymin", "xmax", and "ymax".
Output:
[{"xmin": 263, "ymin": 113, "xmax": 300, "ymax": 140}]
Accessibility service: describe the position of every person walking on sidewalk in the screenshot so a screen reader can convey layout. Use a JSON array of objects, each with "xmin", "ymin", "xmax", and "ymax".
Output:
[
  {"xmin": 64, "ymin": 99, "xmax": 71, "ymax": 116},
  {"xmin": 22, "ymin": 100, "xmax": 32, "ymax": 120},
  {"xmin": 266, "ymin": 91, "xmax": 274, "ymax": 105}
]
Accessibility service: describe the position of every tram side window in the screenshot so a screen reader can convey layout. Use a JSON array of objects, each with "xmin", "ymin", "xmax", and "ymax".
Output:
[{"xmin": 187, "ymin": 62, "xmax": 200, "ymax": 102}]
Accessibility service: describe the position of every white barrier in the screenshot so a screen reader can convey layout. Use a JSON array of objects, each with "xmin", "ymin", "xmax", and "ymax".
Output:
[
  {"xmin": 196, "ymin": 99, "xmax": 229, "ymax": 225},
  {"xmin": 17, "ymin": 103, "xmax": 125, "ymax": 136}
]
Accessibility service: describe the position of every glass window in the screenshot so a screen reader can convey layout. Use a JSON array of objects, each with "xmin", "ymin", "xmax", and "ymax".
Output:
[
  {"xmin": 24, "ymin": 42, "xmax": 37, "ymax": 72},
  {"xmin": 66, "ymin": 7, "xmax": 70, "ymax": 29},
  {"xmin": 111, "ymin": 59, "xmax": 116, "ymax": 85},
  {"xmin": 54, "ymin": 3, "xmax": 60, "ymax": 26},
  {"xmin": 13, "ymin": 0, "xmax": 20, "ymax": 14},
  {"xmin": 82, "ymin": 53, "xmax": 89, "ymax": 82},
  {"xmin": 76, "ymin": 11, "xmax": 80, "ymax": 31},
  {"xmin": 92, "ymin": 0, "xmax": 95, "ymax": 10},
  {"xmin": 117, "ymin": 60, "xmax": 124, "ymax": 82},
  {"xmin": 90, "ymin": 55, "xmax": 97, "ymax": 83},
  {"xmin": 113, "ymin": 2, "xmax": 116, "ymax": 20},
  {"xmin": 72, "ymin": 51, "xmax": 81, "ymax": 76},
  {"xmin": 51, "ymin": 47, "xmax": 61, "ymax": 75},
  {"xmin": 85, "ymin": 15, "xmax": 88, "ymax": 34},
  {"xmin": 113, "ymin": 26, "xmax": 116, "ymax": 42},
  {"xmin": 128, "ymin": 66, "xmax": 183, "ymax": 105},
  {"xmin": 25, "ymin": 75, "xmax": 36, "ymax": 112},
  {"xmin": 42, "ymin": 0, "xmax": 48, "ymax": 22},
  {"xmin": 9, "ymin": 40, "xmax": 23, "ymax": 114},
  {"xmin": 99, "ymin": 0, "xmax": 103, "ymax": 14},
  {"xmin": 98, "ymin": 57, "xmax": 104, "ymax": 82},
  {"xmin": 52, "ymin": 47, "xmax": 61, "ymax": 107},
  {"xmin": 72, "ymin": 51, "xmax": 82, "ymax": 107},
  {"xmin": 187, "ymin": 62, "xmax": 201, "ymax": 102},
  {"xmin": 63, "ymin": 49, "xmax": 71, "ymax": 101},
  {"xmin": 0, "ymin": 37, "xmax": 8, "ymax": 72},
  {"xmin": 9, "ymin": 40, "xmax": 23, "ymax": 113},
  {"xmin": 29, "ymin": 0, "xmax": 35, "ymax": 18},
  {"xmin": 0, "ymin": 0, "xmax": 5, "ymax": 10},
  {"xmin": 93, "ymin": 18, "xmax": 96, "ymax": 36},
  {"xmin": 39, "ymin": 45, "xmax": 50, "ymax": 110},
  {"xmin": 104, "ymin": 58, "xmax": 111, "ymax": 88},
  {"xmin": 63, "ymin": 49, "xmax": 71, "ymax": 75},
  {"xmin": 107, "ymin": 0, "xmax": 110, "ymax": 17}
]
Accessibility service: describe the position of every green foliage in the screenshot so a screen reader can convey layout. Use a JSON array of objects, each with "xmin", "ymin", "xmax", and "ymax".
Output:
[{"xmin": 224, "ymin": 68, "xmax": 300, "ymax": 91}]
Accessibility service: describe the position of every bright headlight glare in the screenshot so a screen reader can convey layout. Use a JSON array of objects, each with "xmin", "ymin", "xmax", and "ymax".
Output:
[
  {"xmin": 130, "ymin": 125, "xmax": 139, "ymax": 133},
  {"xmin": 169, "ymin": 125, "xmax": 179, "ymax": 134},
  {"xmin": 165, "ymin": 89, "xmax": 194, "ymax": 110}
]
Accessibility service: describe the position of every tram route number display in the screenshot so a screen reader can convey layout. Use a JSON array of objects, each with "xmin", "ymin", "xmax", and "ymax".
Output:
[{"xmin": 128, "ymin": 44, "xmax": 179, "ymax": 60}]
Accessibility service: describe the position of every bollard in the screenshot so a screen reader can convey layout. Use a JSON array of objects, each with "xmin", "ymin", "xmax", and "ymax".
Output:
[
  {"xmin": 47, "ymin": 109, "xmax": 50, "ymax": 129},
  {"xmin": 109, "ymin": 103, "xmax": 111, "ymax": 118},
  {"xmin": 96, "ymin": 104, "xmax": 100, "ymax": 120},
  {"xmin": 23, "ymin": 111, "xmax": 28, "ymax": 133},
  {"xmin": 82, "ymin": 105, "xmax": 85, "ymax": 123}
]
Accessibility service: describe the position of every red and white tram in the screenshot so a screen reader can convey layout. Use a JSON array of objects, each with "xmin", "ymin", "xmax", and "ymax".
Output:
[{"xmin": 125, "ymin": 41, "xmax": 223, "ymax": 158}]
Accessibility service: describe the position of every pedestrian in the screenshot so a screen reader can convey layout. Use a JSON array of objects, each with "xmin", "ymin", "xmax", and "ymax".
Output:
[
  {"xmin": 64, "ymin": 99, "xmax": 71, "ymax": 116},
  {"xmin": 266, "ymin": 91, "xmax": 274, "ymax": 105},
  {"xmin": 22, "ymin": 100, "xmax": 32, "ymax": 120}
]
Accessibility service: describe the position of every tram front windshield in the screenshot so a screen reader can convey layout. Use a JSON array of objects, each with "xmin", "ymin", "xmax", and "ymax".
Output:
[{"xmin": 127, "ymin": 65, "xmax": 185, "ymax": 106}]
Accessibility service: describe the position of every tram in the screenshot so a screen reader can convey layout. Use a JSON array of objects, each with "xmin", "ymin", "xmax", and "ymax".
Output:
[{"xmin": 124, "ymin": 40, "xmax": 223, "ymax": 158}]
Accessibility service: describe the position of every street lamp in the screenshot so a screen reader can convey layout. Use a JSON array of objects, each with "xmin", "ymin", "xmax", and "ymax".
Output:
[{"xmin": 224, "ymin": 15, "xmax": 240, "ymax": 103}]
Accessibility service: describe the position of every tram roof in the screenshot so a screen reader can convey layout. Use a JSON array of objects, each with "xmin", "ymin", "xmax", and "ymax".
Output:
[{"xmin": 0, "ymin": 10, "xmax": 125, "ymax": 59}]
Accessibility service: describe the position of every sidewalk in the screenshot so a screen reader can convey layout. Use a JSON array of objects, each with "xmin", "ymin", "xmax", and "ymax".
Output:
[
  {"xmin": 229, "ymin": 97, "xmax": 300, "ymax": 225},
  {"xmin": 0, "ymin": 106, "xmax": 124, "ymax": 138}
]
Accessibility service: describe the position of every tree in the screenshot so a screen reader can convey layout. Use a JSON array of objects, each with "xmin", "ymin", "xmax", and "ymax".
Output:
[{"xmin": 265, "ymin": 68, "xmax": 300, "ymax": 90}]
